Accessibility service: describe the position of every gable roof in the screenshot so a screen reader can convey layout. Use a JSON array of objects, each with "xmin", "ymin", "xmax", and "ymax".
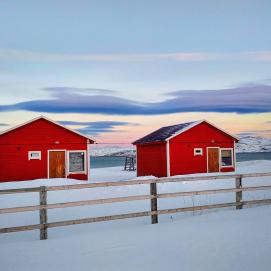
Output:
[
  {"xmin": 0, "ymin": 116, "xmax": 95, "ymax": 142},
  {"xmin": 133, "ymin": 121, "xmax": 196, "ymax": 145},
  {"xmin": 133, "ymin": 120, "xmax": 238, "ymax": 145}
]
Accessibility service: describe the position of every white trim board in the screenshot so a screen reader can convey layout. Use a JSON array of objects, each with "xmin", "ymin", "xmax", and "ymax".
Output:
[
  {"xmin": 28, "ymin": 151, "xmax": 41, "ymax": 160},
  {"xmin": 234, "ymin": 141, "xmax": 237, "ymax": 170},
  {"xmin": 87, "ymin": 141, "xmax": 91, "ymax": 180},
  {"xmin": 166, "ymin": 141, "xmax": 170, "ymax": 177},
  {"xmin": 0, "ymin": 115, "xmax": 95, "ymax": 142},
  {"xmin": 194, "ymin": 148, "xmax": 203, "ymax": 156},
  {"xmin": 135, "ymin": 146, "xmax": 138, "ymax": 177}
]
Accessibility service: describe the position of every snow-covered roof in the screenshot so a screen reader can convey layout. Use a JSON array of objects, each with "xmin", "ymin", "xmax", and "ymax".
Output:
[
  {"xmin": 133, "ymin": 120, "xmax": 238, "ymax": 145},
  {"xmin": 0, "ymin": 116, "xmax": 95, "ymax": 142}
]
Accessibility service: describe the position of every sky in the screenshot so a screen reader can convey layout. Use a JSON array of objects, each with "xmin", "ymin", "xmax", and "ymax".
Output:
[{"xmin": 0, "ymin": 0, "xmax": 271, "ymax": 143}]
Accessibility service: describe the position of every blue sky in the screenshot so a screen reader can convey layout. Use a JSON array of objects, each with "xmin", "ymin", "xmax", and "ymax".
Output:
[{"xmin": 0, "ymin": 0, "xmax": 270, "ymax": 141}]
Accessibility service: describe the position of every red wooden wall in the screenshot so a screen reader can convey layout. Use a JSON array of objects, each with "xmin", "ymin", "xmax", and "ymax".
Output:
[
  {"xmin": 136, "ymin": 143, "xmax": 167, "ymax": 177},
  {"xmin": 0, "ymin": 118, "xmax": 89, "ymax": 182},
  {"xmin": 169, "ymin": 122, "xmax": 235, "ymax": 176}
]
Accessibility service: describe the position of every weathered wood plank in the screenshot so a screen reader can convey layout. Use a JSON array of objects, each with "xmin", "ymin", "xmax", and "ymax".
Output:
[
  {"xmin": 33, "ymin": 198, "xmax": 271, "ymax": 228},
  {"xmin": 0, "ymin": 194, "xmax": 154, "ymax": 214},
  {"xmin": 46, "ymin": 172, "xmax": 271, "ymax": 191},
  {"xmin": 236, "ymin": 176, "xmax": 243, "ymax": 210},
  {"xmin": 39, "ymin": 186, "xmax": 48, "ymax": 240},
  {"xmin": 150, "ymin": 183, "xmax": 158, "ymax": 224},
  {"xmin": 242, "ymin": 198, "xmax": 271, "ymax": 206},
  {"xmin": 1, "ymin": 185, "xmax": 271, "ymax": 214},
  {"xmin": 0, "ymin": 187, "xmax": 41, "ymax": 195},
  {"xmin": 1, "ymin": 172, "xmax": 270, "ymax": 195},
  {"xmin": 1, "ymin": 198, "xmax": 271, "ymax": 234},
  {"xmin": 158, "ymin": 185, "xmax": 271, "ymax": 199},
  {"xmin": 0, "ymin": 224, "xmax": 41, "ymax": 234},
  {"xmin": 157, "ymin": 198, "xmax": 271, "ymax": 216}
]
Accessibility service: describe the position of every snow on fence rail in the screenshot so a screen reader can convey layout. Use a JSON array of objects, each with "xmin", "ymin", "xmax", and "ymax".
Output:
[{"xmin": 0, "ymin": 172, "xmax": 271, "ymax": 240}]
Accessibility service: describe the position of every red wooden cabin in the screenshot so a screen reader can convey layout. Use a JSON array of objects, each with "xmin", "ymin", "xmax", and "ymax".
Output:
[
  {"xmin": 133, "ymin": 120, "xmax": 239, "ymax": 177},
  {"xmin": 0, "ymin": 116, "xmax": 94, "ymax": 182}
]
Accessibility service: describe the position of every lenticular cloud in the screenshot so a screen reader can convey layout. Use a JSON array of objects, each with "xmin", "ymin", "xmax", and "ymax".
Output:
[{"xmin": 0, "ymin": 84, "xmax": 270, "ymax": 115}]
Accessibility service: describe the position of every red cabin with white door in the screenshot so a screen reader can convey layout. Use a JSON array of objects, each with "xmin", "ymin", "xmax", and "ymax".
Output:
[
  {"xmin": 133, "ymin": 120, "xmax": 238, "ymax": 177},
  {"xmin": 0, "ymin": 116, "xmax": 94, "ymax": 182}
]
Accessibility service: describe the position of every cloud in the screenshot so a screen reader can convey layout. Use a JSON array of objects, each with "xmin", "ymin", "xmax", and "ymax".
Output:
[
  {"xmin": 0, "ymin": 48, "xmax": 216, "ymax": 62},
  {"xmin": 43, "ymin": 87, "xmax": 118, "ymax": 95},
  {"xmin": 243, "ymin": 51, "xmax": 271, "ymax": 61},
  {"xmin": 237, "ymin": 132, "xmax": 256, "ymax": 136},
  {"xmin": 239, "ymin": 129, "xmax": 271, "ymax": 134},
  {"xmin": 163, "ymin": 84, "xmax": 271, "ymax": 114},
  {"xmin": 1, "ymin": 48, "xmax": 271, "ymax": 62},
  {"xmin": 59, "ymin": 120, "xmax": 138, "ymax": 135},
  {"xmin": 0, "ymin": 84, "xmax": 270, "ymax": 115},
  {"xmin": 0, "ymin": 123, "xmax": 8, "ymax": 126}
]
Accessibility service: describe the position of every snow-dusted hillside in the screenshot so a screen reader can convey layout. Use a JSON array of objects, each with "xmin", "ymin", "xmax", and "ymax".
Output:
[
  {"xmin": 236, "ymin": 135, "xmax": 271, "ymax": 153},
  {"xmin": 90, "ymin": 145, "xmax": 136, "ymax": 157}
]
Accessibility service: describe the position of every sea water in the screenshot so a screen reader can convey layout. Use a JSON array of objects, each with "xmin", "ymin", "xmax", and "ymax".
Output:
[{"xmin": 90, "ymin": 152, "xmax": 271, "ymax": 169}]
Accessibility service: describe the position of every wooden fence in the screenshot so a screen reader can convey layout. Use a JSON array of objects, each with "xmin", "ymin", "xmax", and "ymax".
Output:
[{"xmin": 0, "ymin": 172, "xmax": 271, "ymax": 240}]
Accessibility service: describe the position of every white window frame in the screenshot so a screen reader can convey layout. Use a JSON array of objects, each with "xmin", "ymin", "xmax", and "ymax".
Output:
[
  {"xmin": 67, "ymin": 150, "xmax": 87, "ymax": 174},
  {"xmin": 220, "ymin": 148, "xmax": 234, "ymax": 168},
  {"xmin": 194, "ymin": 148, "xmax": 203, "ymax": 156},
  {"xmin": 28, "ymin": 151, "xmax": 41, "ymax": 160}
]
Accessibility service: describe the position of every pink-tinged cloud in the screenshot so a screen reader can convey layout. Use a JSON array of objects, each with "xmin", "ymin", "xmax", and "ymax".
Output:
[
  {"xmin": 59, "ymin": 120, "xmax": 139, "ymax": 136},
  {"xmin": 243, "ymin": 51, "xmax": 271, "ymax": 61},
  {"xmin": 1, "ymin": 48, "xmax": 271, "ymax": 62}
]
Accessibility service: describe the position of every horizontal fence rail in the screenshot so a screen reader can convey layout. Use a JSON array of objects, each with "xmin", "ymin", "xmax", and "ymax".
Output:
[
  {"xmin": 1, "ymin": 184, "xmax": 271, "ymax": 215},
  {"xmin": 0, "ymin": 172, "xmax": 271, "ymax": 240},
  {"xmin": 1, "ymin": 172, "xmax": 270, "ymax": 195}
]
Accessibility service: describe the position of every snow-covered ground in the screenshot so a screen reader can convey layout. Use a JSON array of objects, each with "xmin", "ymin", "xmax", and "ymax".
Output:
[
  {"xmin": 0, "ymin": 207, "xmax": 271, "ymax": 271},
  {"xmin": 1, "ymin": 206, "xmax": 271, "ymax": 271},
  {"xmin": 0, "ymin": 160, "xmax": 271, "ymax": 271}
]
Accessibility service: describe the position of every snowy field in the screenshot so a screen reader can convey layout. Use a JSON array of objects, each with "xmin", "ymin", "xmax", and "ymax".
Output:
[{"xmin": 1, "ymin": 160, "xmax": 271, "ymax": 271}]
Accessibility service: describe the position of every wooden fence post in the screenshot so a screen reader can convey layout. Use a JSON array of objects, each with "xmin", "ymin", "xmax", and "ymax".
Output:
[
  {"xmin": 235, "ymin": 176, "xmax": 243, "ymax": 210},
  {"xmin": 39, "ymin": 186, "xmax": 48, "ymax": 240},
  {"xmin": 150, "ymin": 182, "xmax": 158, "ymax": 224}
]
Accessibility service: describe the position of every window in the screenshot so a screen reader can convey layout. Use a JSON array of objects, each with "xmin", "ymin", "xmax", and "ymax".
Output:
[
  {"xmin": 220, "ymin": 149, "xmax": 233, "ymax": 167},
  {"xmin": 28, "ymin": 151, "xmax": 41, "ymax": 160},
  {"xmin": 68, "ymin": 151, "xmax": 86, "ymax": 173},
  {"xmin": 194, "ymin": 148, "xmax": 203, "ymax": 156}
]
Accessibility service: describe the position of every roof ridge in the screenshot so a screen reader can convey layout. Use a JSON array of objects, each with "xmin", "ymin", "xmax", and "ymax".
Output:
[
  {"xmin": 0, "ymin": 115, "xmax": 95, "ymax": 142},
  {"xmin": 132, "ymin": 120, "xmax": 199, "ymax": 145},
  {"xmin": 161, "ymin": 120, "xmax": 197, "ymax": 129},
  {"xmin": 133, "ymin": 119, "xmax": 238, "ymax": 145}
]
